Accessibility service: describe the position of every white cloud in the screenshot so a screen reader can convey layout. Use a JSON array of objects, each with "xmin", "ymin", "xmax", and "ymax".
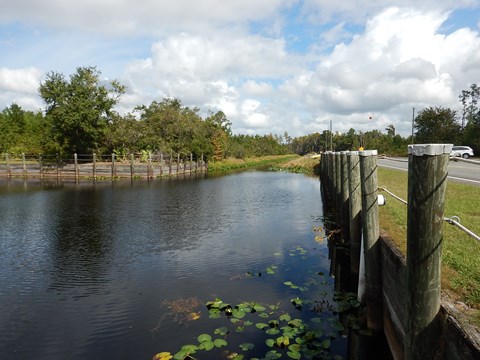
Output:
[
  {"xmin": 0, "ymin": 2, "xmax": 479, "ymax": 139},
  {"xmin": 0, "ymin": 0, "xmax": 296, "ymax": 36},
  {"xmin": 284, "ymin": 6, "xmax": 480, "ymax": 135},
  {"xmin": 0, "ymin": 67, "xmax": 44, "ymax": 110},
  {"xmin": 0, "ymin": 67, "xmax": 42, "ymax": 93}
]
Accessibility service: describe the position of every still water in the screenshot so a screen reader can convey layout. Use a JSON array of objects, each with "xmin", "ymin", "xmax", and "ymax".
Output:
[{"xmin": 0, "ymin": 171, "xmax": 345, "ymax": 360}]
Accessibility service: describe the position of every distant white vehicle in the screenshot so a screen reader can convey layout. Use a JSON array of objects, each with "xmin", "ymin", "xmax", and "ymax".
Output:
[{"xmin": 451, "ymin": 146, "xmax": 474, "ymax": 159}]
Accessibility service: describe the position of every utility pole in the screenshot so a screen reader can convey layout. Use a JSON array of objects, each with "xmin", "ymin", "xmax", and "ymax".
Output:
[{"xmin": 411, "ymin": 107, "xmax": 415, "ymax": 144}]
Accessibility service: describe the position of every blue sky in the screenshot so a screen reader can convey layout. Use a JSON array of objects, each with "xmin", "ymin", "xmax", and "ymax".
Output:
[{"xmin": 1, "ymin": 0, "xmax": 479, "ymax": 137}]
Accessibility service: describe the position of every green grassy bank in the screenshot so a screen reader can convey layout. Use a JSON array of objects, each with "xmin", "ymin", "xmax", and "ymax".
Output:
[{"xmin": 208, "ymin": 154, "xmax": 321, "ymax": 175}]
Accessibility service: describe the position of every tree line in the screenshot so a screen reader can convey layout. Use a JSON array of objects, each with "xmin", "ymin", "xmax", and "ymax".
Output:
[{"xmin": 0, "ymin": 66, "xmax": 478, "ymax": 159}]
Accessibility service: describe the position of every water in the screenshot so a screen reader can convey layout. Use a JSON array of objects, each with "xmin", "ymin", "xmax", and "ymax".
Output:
[{"xmin": 0, "ymin": 171, "xmax": 345, "ymax": 360}]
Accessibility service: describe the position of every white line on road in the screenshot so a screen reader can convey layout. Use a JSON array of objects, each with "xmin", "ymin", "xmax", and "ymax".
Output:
[{"xmin": 447, "ymin": 176, "xmax": 480, "ymax": 185}]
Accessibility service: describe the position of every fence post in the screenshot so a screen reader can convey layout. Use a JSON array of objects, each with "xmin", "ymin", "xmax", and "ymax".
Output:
[
  {"xmin": 347, "ymin": 151, "xmax": 361, "ymax": 291},
  {"xmin": 111, "ymin": 153, "xmax": 116, "ymax": 178},
  {"xmin": 177, "ymin": 154, "xmax": 180, "ymax": 175},
  {"xmin": 359, "ymin": 149, "xmax": 382, "ymax": 331},
  {"xmin": 39, "ymin": 154, "xmax": 43, "ymax": 178},
  {"xmin": 130, "ymin": 154, "xmax": 134, "ymax": 179},
  {"xmin": 404, "ymin": 144, "xmax": 451, "ymax": 360},
  {"xmin": 148, "ymin": 151, "xmax": 152, "ymax": 178},
  {"xmin": 169, "ymin": 153, "xmax": 172, "ymax": 175},
  {"xmin": 5, "ymin": 153, "xmax": 11, "ymax": 177},
  {"xmin": 92, "ymin": 153, "xmax": 96, "ymax": 180},
  {"xmin": 160, "ymin": 153, "xmax": 164, "ymax": 177},
  {"xmin": 22, "ymin": 153, "xmax": 27, "ymax": 177},
  {"xmin": 190, "ymin": 153, "xmax": 193, "ymax": 174},
  {"xmin": 74, "ymin": 153, "xmax": 79, "ymax": 181},
  {"xmin": 56, "ymin": 153, "xmax": 60, "ymax": 178}
]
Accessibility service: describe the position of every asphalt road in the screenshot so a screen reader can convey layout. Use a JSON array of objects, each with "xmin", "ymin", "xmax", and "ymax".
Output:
[{"xmin": 378, "ymin": 156, "xmax": 480, "ymax": 186}]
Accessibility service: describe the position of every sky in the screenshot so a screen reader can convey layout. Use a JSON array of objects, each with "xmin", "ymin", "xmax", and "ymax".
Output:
[{"xmin": 0, "ymin": 0, "xmax": 479, "ymax": 138}]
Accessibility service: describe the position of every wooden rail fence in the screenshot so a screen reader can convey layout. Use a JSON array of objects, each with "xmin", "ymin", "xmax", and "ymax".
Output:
[{"xmin": 0, "ymin": 152, "xmax": 207, "ymax": 180}]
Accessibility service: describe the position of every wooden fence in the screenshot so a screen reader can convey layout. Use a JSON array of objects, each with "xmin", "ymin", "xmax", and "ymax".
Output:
[
  {"xmin": 319, "ymin": 144, "xmax": 480, "ymax": 360},
  {"xmin": 0, "ymin": 152, "xmax": 207, "ymax": 180}
]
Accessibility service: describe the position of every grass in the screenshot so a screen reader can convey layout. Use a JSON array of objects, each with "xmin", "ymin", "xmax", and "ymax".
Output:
[
  {"xmin": 208, "ymin": 154, "xmax": 322, "ymax": 176},
  {"xmin": 207, "ymin": 154, "xmax": 299, "ymax": 172},
  {"xmin": 377, "ymin": 167, "xmax": 480, "ymax": 324}
]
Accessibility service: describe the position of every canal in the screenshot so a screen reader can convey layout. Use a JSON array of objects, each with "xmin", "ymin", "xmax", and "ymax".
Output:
[{"xmin": 0, "ymin": 171, "xmax": 349, "ymax": 360}]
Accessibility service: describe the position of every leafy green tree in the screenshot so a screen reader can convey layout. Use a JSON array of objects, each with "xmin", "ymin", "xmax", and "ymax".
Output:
[
  {"xmin": 414, "ymin": 106, "xmax": 461, "ymax": 144},
  {"xmin": 0, "ymin": 104, "xmax": 46, "ymax": 153},
  {"xmin": 39, "ymin": 66, "xmax": 125, "ymax": 154}
]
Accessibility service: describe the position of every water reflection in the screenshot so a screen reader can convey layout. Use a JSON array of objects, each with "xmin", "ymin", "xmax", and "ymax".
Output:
[{"xmin": 0, "ymin": 171, "xmax": 343, "ymax": 360}]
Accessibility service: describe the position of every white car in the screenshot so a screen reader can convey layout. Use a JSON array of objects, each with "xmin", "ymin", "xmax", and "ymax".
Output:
[{"xmin": 451, "ymin": 146, "xmax": 474, "ymax": 159}]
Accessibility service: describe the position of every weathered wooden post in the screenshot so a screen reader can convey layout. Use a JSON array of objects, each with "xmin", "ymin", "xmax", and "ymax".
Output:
[
  {"xmin": 39, "ymin": 154, "xmax": 43, "ymax": 178},
  {"xmin": 347, "ymin": 151, "xmax": 361, "ymax": 290},
  {"xmin": 130, "ymin": 154, "xmax": 134, "ymax": 179},
  {"xmin": 190, "ymin": 154, "xmax": 193, "ymax": 174},
  {"xmin": 160, "ymin": 153, "xmax": 164, "ymax": 177},
  {"xmin": 327, "ymin": 152, "xmax": 335, "ymax": 206},
  {"xmin": 92, "ymin": 153, "xmax": 97, "ymax": 180},
  {"xmin": 405, "ymin": 144, "xmax": 451, "ymax": 360},
  {"xmin": 74, "ymin": 153, "xmax": 79, "ymax": 181},
  {"xmin": 177, "ymin": 154, "xmax": 180, "ymax": 175},
  {"xmin": 111, "ymin": 153, "xmax": 116, "ymax": 178},
  {"xmin": 340, "ymin": 151, "xmax": 350, "ymax": 243},
  {"xmin": 334, "ymin": 152, "xmax": 342, "ymax": 223},
  {"xmin": 169, "ymin": 153, "xmax": 172, "ymax": 176},
  {"xmin": 359, "ymin": 149, "xmax": 382, "ymax": 331},
  {"xmin": 56, "ymin": 153, "xmax": 60, "ymax": 178},
  {"xmin": 22, "ymin": 153, "xmax": 27, "ymax": 177},
  {"xmin": 6, "ymin": 153, "xmax": 11, "ymax": 177},
  {"xmin": 148, "ymin": 152, "xmax": 153, "ymax": 178}
]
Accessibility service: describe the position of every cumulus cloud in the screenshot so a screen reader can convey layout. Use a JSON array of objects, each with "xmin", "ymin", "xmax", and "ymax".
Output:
[
  {"xmin": 0, "ymin": 67, "xmax": 44, "ymax": 110},
  {"xmin": 283, "ymin": 6, "xmax": 480, "ymax": 135},
  {"xmin": 0, "ymin": 1, "xmax": 479, "ymax": 138}
]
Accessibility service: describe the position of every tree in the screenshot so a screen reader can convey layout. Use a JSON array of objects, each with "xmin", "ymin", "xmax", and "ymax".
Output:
[
  {"xmin": 39, "ymin": 66, "xmax": 125, "ymax": 154},
  {"xmin": 385, "ymin": 124, "xmax": 396, "ymax": 137},
  {"xmin": 414, "ymin": 107, "xmax": 461, "ymax": 144},
  {"xmin": 0, "ymin": 104, "xmax": 46, "ymax": 153},
  {"xmin": 459, "ymin": 83, "xmax": 480, "ymax": 128}
]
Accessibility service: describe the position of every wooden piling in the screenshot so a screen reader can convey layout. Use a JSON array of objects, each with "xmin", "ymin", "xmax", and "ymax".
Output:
[
  {"xmin": 22, "ymin": 153, "xmax": 27, "ymax": 177},
  {"xmin": 405, "ymin": 144, "xmax": 452, "ymax": 360},
  {"xmin": 340, "ymin": 151, "xmax": 350, "ymax": 243},
  {"xmin": 347, "ymin": 151, "xmax": 361, "ymax": 290},
  {"xmin": 93, "ymin": 153, "xmax": 96, "ymax": 179},
  {"xmin": 359, "ymin": 149, "xmax": 382, "ymax": 332},
  {"xmin": 111, "ymin": 153, "xmax": 116, "ymax": 178},
  {"xmin": 130, "ymin": 154, "xmax": 134, "ymax": 179},
  {"xmin": 160, "ymin": 153, "xmax": 164, "ymax": 177},
  {"xmin": 56, "ymin": 153, "xmax": 60, "ymax": 178},
  {"xmin": 39, "ymin": 154, "xmax": 43, "ymax": 178},
  {"xmin": 74, "ymin": 153, "xmax": 79, "ymax": 181},
  {"xmin": 334, "ymin": 152, "xmax": 342, "ymax": 223},
  {"xmin": 5, "ymin": 153, "xmax": 11, "ymax": 177}
]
